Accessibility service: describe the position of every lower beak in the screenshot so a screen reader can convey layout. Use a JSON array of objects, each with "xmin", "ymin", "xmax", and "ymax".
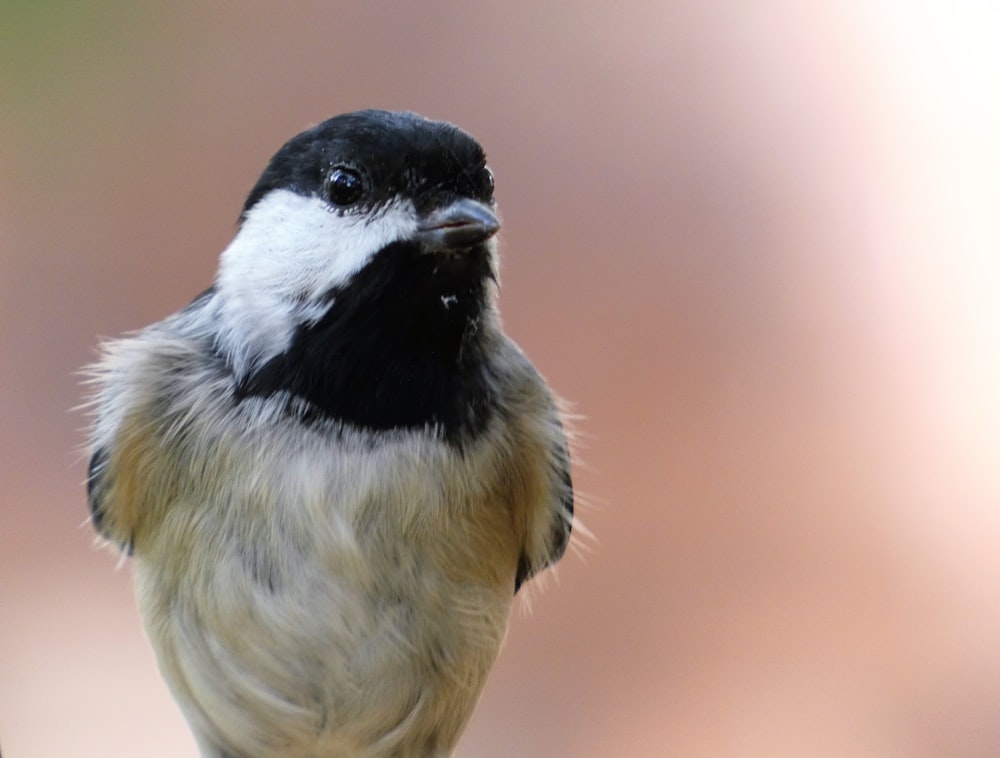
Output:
[{"xmin": 416, "ymin": 198, "xmax": 500, "ymax": 250}]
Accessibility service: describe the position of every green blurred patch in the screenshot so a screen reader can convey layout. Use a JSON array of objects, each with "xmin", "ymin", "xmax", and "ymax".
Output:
[{"xmin": 1, "ymin": 0, "xmax": 180, "ymax": 126}]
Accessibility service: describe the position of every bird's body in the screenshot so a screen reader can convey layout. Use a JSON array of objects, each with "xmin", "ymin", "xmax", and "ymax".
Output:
[{"xmin": 85, "ymin": 111, "xmax": 572, "ymax": 757}]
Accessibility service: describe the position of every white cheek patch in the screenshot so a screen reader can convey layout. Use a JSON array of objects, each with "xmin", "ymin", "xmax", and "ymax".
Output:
[{"xmin": 214, "ymin": 189, "xmax": 418, "ymax": 376}]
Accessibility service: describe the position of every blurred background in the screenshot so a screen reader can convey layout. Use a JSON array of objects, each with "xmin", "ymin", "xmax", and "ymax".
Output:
[{"xmin": 2, "ymin": 1, "xmax": 1000, "ymax": 756}]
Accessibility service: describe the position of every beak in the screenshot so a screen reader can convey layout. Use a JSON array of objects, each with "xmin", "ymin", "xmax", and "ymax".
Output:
[{"xmin": 416, "ymin": 198, "xmax": 500, "ymax": 250}]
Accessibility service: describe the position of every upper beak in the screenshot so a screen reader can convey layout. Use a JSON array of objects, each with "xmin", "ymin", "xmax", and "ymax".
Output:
[{"xmin": 416, "ymin": 198, "xmax": 500, "ymax": 251}]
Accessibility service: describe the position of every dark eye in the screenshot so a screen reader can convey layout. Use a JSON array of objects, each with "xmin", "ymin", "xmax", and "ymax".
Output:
[
  {"xmin": 480, "ymin": 166, "xmax": 495, "ymax": 198},
  {"xmin": 326, "ymin": 167, "xmax": 364, "ymax": 206}
]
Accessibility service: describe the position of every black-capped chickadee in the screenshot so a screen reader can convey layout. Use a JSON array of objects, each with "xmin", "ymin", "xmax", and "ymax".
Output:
[{"xmin": 84, "ymin": 110, "xmax": 574, "ymax": 757}]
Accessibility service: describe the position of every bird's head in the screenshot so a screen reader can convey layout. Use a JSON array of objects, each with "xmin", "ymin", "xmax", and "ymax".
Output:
[{"xmin": 213, "ymin": 110, "xmax": 501, "ymax": 379}]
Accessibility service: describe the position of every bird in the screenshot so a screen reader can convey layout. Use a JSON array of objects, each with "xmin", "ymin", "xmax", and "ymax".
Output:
[{"xmin": 84, "ymin": 109, "xmax": 574, "ymax": 758}]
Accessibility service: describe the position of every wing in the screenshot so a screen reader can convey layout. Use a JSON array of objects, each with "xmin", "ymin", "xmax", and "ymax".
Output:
[
  {"xmin": 515, "ymin": 430, "xmax": 573, "ymax": 592},
  {"xmin": 84, "ymin": 294, "xmax": 217, "ymax": 554},
  {"xmin": 506, "ymin": 357, "xmax": 575, "ymax": 594},
  {"xmin": 84, "ymin": 332, "xmax": 167, "ymax": 554},
  {"xmin": 87, "ymin": 445, "xmax": 132, "ymax": 552}
]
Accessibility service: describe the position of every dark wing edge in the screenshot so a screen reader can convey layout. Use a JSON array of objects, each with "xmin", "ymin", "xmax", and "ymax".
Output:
[
  {"xmin": 515, "ymin": 429, "xmax": 574, "ymax": 593},
  {"xmin": 87, "ymin": 446, "xmax": 134, "ymax": 555}
]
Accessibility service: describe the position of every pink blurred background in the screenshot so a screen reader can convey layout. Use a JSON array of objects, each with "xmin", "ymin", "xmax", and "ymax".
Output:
[{"xmin": 3, "ymin": 2, "xmax": 1000, "ymax": 756}]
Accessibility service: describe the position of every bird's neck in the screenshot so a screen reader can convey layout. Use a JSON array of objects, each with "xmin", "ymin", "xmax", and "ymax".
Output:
[{"xmin": 234, "ymin": 241, "xmax": 500, "ymax": 443}]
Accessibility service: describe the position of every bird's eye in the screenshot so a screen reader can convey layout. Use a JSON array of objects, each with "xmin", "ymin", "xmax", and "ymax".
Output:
[
  {"xmin": 481, "ymin": 166, "xmax": 495, "ymax": 198},
  {"xmin": 326, "ymin": 167, "xmax": 364, "ymax": 206}
]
